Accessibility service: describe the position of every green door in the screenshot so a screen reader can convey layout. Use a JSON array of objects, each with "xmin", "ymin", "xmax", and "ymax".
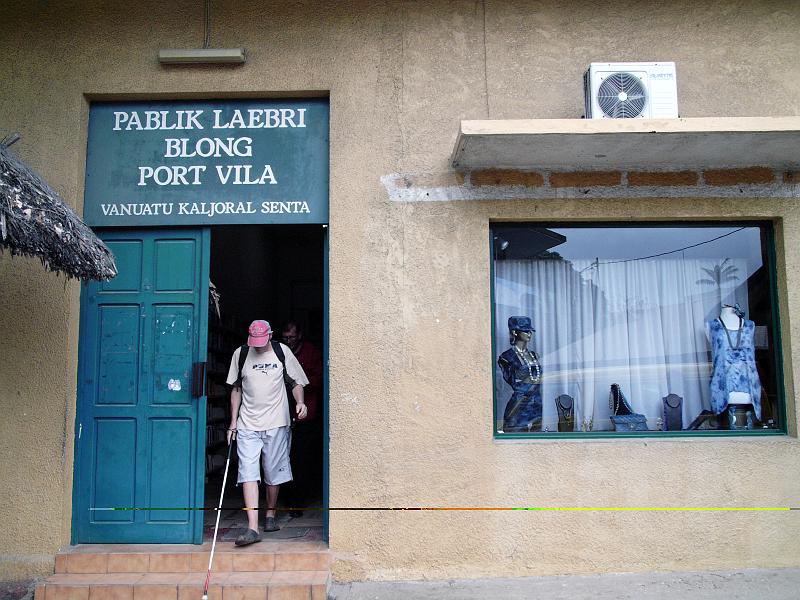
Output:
[{"xmin": 73, "ymin": 228, "xmax": 210, "ymax": 544}]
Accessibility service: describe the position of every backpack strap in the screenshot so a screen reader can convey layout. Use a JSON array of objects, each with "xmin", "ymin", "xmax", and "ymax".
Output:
[
  {"xmin": 235, "ymin": 344, "xmax": 249, "ymax": 388},
  {"xmin": 271, "ymin": 341, "xmax": 297, "ymax": 388},
  {"xmin": 271, "ymin": 340, "xmax": 285, "ymax": 366}
]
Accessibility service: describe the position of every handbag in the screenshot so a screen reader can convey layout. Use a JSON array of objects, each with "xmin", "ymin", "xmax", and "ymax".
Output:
[
  {"xmin": 609, "ymin": 384, "xmax": 648, "ymax": 431},
  {"xmin": 610, "ymin": 413, "xmax": 649, "ymax": 431}
]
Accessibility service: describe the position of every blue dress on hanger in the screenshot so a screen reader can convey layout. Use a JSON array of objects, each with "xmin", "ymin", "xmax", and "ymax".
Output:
[{"xmin": 708, "ymin": 318, "xmax": 762, "ymax": 420}]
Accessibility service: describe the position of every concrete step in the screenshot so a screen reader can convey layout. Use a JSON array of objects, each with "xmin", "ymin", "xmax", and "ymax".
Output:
[
  {"xmin": 52, "ymin": 541, "xmax": 330, "ymax": 574},
  {"xmin": 35, "ymin": 569, "xmax": 330, "ymax": 599}
]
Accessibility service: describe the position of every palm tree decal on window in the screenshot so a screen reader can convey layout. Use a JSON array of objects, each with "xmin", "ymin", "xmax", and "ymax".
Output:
[{"xmin": 696, "ymin": 258, "xmax": 739, "ymax": 311}]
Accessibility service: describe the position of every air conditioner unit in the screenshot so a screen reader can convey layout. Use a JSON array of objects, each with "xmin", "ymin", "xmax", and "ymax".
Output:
[{"xmin": 583, "ymin": 62, "xmax": 678, "ymax": 119}]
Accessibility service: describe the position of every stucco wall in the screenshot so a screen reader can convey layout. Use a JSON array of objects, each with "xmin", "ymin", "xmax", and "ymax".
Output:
[{"xmin": 0, "ymin": 0, "xmax": 798, "ymax": 581}]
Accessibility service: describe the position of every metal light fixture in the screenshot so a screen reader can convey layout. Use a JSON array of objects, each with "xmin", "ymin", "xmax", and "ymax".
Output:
[{"xmin": 159, "ymin": 0, "xmax": 245, "ymax": 65}]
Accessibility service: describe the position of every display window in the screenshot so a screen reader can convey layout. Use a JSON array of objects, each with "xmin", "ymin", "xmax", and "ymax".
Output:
[{"xmin": 491, "ymin": 223, "xmax": 784, "ymax": 436}]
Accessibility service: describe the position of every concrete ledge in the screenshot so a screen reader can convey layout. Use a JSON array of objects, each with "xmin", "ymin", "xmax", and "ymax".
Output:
[{"xmin": 451, "ymin": 117, "xmax": 800, "ymax": 171}]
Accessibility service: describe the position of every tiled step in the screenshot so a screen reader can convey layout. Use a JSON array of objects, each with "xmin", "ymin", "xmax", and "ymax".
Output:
[
  {"xmin": 34, "ymin": 569, "xmax": 330, "ymax": 599},
  {"xmin": 52, "ymin": 541, "xmax": 329, "ymax": 574}
]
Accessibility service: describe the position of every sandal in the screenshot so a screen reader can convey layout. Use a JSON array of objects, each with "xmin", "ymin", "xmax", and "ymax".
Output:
[
  {"xmin": 263, "ymin": 516, "xmax": 280, "ymax": 533},
  {"xmin": 234, "ymin": 528, "xmax": 261, "ymax": 547}
]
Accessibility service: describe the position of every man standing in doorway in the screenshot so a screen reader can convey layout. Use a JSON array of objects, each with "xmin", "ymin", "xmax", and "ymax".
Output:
[
  {"xmin": 227, "ymin": 320, "xmax": 309, "ymax": 546},
  {"xmin": 281, "ymin": 321, "xmax": 323, "ymax": 517}
]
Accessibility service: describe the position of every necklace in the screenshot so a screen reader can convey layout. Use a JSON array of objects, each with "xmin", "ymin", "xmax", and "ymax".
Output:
[
  {"xmin": 513, "ymin": 345, "xmax": 541, "ymax": 383},
  {"xmin": 719, "ymin": 317, "xmax": 743, "ymax": 350},
  {"xmin": 556, "ymin": 396, "xmax": 573, "ymax": 413}
]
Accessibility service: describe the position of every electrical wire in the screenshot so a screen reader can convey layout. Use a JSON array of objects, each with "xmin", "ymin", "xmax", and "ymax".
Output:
[
  {"xmin": 595, "ymin": 227, "xmax": 748, "ymax": 266},
  {"xmin": 203, "ymin": 0, "xmax": 211, "ymax": 49}
]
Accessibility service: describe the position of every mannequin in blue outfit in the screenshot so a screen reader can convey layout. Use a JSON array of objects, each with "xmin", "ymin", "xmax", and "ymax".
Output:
[
  {"xmin": 498, "ymin": 316, "xmax": 543, "ymax": 432},
  {"xmin": 708, "ymin": 305, "xmax": 762, "ymax": 428}
]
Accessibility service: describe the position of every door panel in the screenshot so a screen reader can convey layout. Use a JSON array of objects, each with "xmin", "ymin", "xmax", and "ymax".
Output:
[
  {"xmin": 152, "ymin": 305, "xmax": 194, "ymax": 405},
  {"xmin": 92, "ymin": 418, "xmax": 136, "ymax": 523},
  {"xmin": 148, "ymin": 418, "xmax": 192, "ymax": 523},
  {"xmin": 74, "ymin": 228, "xmax": 209, "ymax": 543}
]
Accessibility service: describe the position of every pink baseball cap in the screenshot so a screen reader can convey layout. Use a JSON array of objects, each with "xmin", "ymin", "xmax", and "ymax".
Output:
[{"xmin": 247, "ymin": 320, "xmax": 272, "ymax": 347}]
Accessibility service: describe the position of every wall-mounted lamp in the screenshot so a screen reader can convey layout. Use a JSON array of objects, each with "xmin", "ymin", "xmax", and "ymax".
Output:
[
  {"xmin": 159, "ymin": 48, "xmax": 245, "ymax": 65},
  {"xmin": 159, "ymin": 0, "xmax": 245, "ymax": 65}
]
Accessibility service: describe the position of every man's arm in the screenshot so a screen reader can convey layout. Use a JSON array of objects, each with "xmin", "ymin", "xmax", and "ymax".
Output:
[
  {"xmin": 292, "ymin": 384, "xmax": 307, "ymax": 420},
  {"xmin": 228, "ymin": 386, "xmax": 241, "ymax": 445}
]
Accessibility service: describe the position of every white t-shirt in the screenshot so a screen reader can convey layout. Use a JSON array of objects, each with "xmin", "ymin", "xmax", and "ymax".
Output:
[{"xmin": 226, "ymin": 343, "xmax": 309, "ymax": 431}]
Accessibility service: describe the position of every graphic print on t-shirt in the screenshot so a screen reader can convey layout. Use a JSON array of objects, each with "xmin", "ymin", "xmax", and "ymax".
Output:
[{"xmin": 226, "ymin": 344, "xmax": 310, "ymax": 431}]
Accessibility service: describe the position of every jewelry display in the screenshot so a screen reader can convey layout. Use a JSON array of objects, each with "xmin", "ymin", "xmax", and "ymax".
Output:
[
  {"xmin": 719, "ymin": 316, "xmax": 744, "ymax": 350},
  {"xmin": 512, "ymin": 345, "xmax": 542, "ymax": 383},
  {"xmin": 662, "ymin": 393, "xmax": 683, "ymax": 431},
  {"xmin": 555, "ymin": 394, "xmax": 575, "ymax": 432}
]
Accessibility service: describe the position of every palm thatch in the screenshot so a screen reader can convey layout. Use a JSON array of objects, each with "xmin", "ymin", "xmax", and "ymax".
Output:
[{"xmin": 0, "ymin": 135, "xmax": 117, "ymax": 281}]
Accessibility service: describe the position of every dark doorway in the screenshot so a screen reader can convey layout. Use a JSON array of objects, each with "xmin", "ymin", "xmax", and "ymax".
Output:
[{"xmin": 204, "ymin": 224, "xmax": 325, "ymax": 542}]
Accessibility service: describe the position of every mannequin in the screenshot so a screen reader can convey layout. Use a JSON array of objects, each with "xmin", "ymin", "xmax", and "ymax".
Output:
[
  {"xmin": 498, "ymin": 316, "xmax": 543, "ymax": 432},
  {"xmin": 707, "ymin": 305, "xmax": 762, "ymax": 428}
]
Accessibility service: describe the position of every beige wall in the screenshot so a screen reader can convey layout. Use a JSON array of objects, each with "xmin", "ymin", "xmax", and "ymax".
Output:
[{"xmin": 1, "ymin": 0, "xmax": 799, "ymax": 581}]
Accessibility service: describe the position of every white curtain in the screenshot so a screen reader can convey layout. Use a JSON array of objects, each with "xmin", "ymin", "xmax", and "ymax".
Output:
[{"xmin": 494, "ymin": 256, "xmax": 749, "ymax": 431}]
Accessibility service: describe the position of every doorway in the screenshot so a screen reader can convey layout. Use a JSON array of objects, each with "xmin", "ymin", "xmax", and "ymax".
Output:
[{"xmin": 204, "ymin": 224, "xmax": 326, "ymax": 542}]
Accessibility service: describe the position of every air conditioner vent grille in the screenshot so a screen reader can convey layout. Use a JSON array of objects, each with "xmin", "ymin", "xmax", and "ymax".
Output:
[{"xmin": 596, "ymin": 72, "xmax": 648, "ymax": 118}]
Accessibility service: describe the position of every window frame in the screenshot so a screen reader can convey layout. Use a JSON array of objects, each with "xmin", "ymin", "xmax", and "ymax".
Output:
[{"xmin": 489, "ymin": 220, "xmax": 788, "ymax": 440}]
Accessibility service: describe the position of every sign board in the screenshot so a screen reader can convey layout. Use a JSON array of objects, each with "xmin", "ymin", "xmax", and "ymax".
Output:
[{"xmin": 84, "ymin": 99, "xmax": 329, "ymax": 226}]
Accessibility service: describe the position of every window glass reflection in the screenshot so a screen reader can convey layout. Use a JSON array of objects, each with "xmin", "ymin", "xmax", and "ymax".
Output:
[{"xmin": 492, "ymin": 224, "xmax": 779, "ymax": 434}]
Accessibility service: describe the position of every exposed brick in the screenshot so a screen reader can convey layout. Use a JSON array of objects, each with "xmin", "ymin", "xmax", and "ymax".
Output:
[
  {"xmin": 703, "ymin": 167, "xmax": 774, "ymax": 186},
  {"xmin": 549, "ymin": 171, "xmax": 621, "ymax": 188},
  {"xmin": 470, "ymin": 169, "xmax": 544, "ymax": 187},
  {"xmin": 400, "ymin": 172, "xmax": 465, "ymax": 188},
  {"xmin": 627, "ymin": 170, "xmax": 699, "ymax": 186},
  {"xmin": 784, "ymin": 170, "xmax": 797, "ymax": 184}
]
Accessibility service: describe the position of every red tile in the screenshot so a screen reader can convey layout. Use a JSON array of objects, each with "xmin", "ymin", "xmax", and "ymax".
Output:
[
  {"xmin": 176, "ymin": 583, "xmax": 222, "ymax": 600},
  {"xmin": 148, "ymin": 554, "xmax": 190, "ymax": 573},
  {"xmin": 232, "ymin": 552, "xmax": 275, "ymax": 572},
  {"xmin": 132, "ymin": 584, "xmax": 177, "ymax": 600},
  {"xmin": 268, "ymin": 573, "xmax": 314, "ymax": 585},
  {"xmin": 45, "ymin": 585, "xmax": 90, "ymax": 600},
  {"xmin": 88, "ymin": 585, "xmax": 133, "ymax": 600},
  {"xmin": 273, "ymin": 554, "xmax": 318, "ymax": 571},
  {"xmin": 54, "ymin": 555, "xmax": 68, "ymax": 574},
  {"xmin": 189, "ymin": 551, "xmax": 233, "ymax": 573},
  {"xmin": 220, "ymin": 585, "xmax": 266, "ymax": 600},
  {"xmin": 108, "ymin": 553, "xmax": 150, "ymax": 573},
  {"xmin": 225, "ymin": 572, "xmax": 273, "ymax": 585},
  {"xmin": 66, "ymin": 554, "xmax": 108, "ymax": 574},
  {"xmin": 268, "ymin": 584, "xmax": 310, "ymax": 600}
]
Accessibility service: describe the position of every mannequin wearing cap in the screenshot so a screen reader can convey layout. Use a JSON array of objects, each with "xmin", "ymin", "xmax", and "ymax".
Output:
[
  {"xmin": 226, "ymin": 319, "xmax": 309, "ymax": 545},
  {"xmin": 707, "ymin": 305, "xmax": 762, "ymax": 428},
  {"xmin": 498, "ymin": 316, "xmax": 543, "ymax": 432}
]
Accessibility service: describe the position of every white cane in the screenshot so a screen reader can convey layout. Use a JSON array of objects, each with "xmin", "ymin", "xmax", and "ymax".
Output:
[{"xmin": 202, "ymin": 429, "xmax": 236, "ymax": 600}]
